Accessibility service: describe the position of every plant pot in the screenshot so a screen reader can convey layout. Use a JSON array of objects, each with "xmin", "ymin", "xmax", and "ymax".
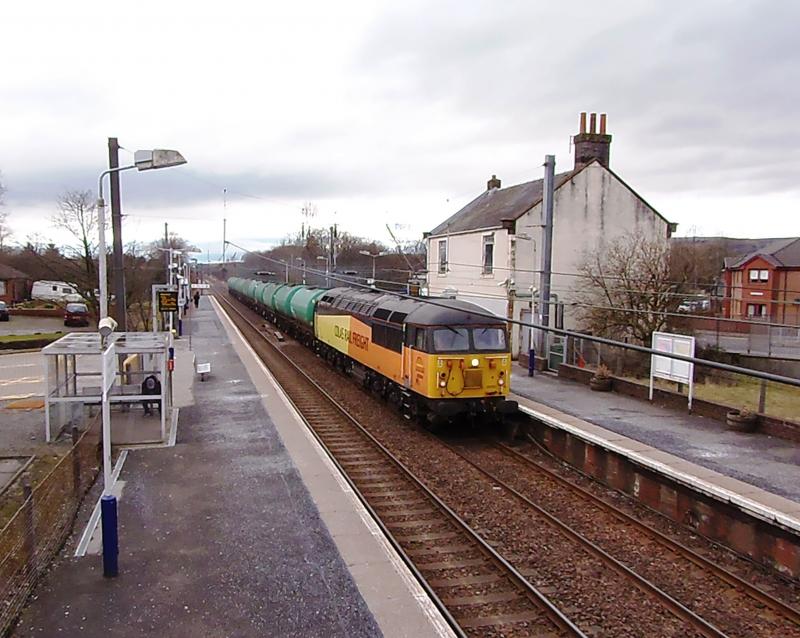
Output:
[
  {"xmin": 590, "ymin": 376, "xmax": 612, "ymax": 392},
  {"xmin": 726, "ymin": 410, "xmax": 758, "ymax": 433}
]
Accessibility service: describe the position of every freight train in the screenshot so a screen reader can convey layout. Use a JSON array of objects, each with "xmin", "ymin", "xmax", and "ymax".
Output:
[{"xmin": 227, "ymin": 277, "xmax": 518, "ymax": 425}]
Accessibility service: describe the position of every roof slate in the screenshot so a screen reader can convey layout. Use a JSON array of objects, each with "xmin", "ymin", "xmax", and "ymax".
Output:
[
  {"xmin": 428, "ymin": 170, "xmax": 576, "ymax": 236},
  {"xmin": 728, "ymin": 237, "xmax": 800, "ymax": 269},
  {"xmin": 0, "ymin": 263, "xmax": 31, "ymax": 280}
]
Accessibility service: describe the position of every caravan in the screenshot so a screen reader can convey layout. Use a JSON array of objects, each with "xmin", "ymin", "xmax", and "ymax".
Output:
[{"xmin": 31, "ymin": 280, "xmax": 83, "ymax": 303}]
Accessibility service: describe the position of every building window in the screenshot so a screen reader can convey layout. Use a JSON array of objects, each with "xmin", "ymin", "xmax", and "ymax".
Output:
[
  {"xmin": 482, "ymin": 234, "xmax": 494, "ymax": 275},
  {"xmin": 746, "ymin": 303, "xmax": 767, "ymax": 317},
  {"xmin": 749, "ymin": 269, "xmax": 769, "ymax": 282},
  {"xmin": 438, "ymin": 239, "xmax": 447, "ymax": 274}
]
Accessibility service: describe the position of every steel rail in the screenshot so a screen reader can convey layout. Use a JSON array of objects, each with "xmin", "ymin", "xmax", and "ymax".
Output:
[
  {"xmin": 495, "ymin": 441, "xmax": 800, "ymax": 627},
  {"xmin": 215, "ymin": 291, "xmax": 587, "ymax": 638},
  {"xmin": 443, "ymin": 441, "xmax": 731, "ymax": 638}
]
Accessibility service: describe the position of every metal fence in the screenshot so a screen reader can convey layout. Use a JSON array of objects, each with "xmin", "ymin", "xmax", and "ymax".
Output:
[
  {"xmin": 0, "ymin": 417, "xmax": 101, "ymax": 636},
  {"xmin": 682, "ymin": 322, "xmax": 800, "ymax": 359},
  {"xmin": 565, "ymin": 335, "xmax": 799, "ymax": 423}
]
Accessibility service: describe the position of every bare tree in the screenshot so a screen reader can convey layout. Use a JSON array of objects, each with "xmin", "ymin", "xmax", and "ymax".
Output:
[
  {"xmin": 0, "ymin": 174, "xmax": 10, "ymax": 252},
  {"xmin": 0, "ymin": 212, "xmax": 11, "ymax": 253},
  {"xmin": 50, "ymin": 190, "xmax": 104, "ymax": 314},
  {"xmin": 572, "ymin": 232, "xmax": 686, "ymax": 345}
]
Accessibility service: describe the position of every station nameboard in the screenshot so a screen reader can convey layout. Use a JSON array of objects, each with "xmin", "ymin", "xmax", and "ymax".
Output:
[{"xmin": 157, "ymin": 290, "xmax": 179, "ymax": 313}]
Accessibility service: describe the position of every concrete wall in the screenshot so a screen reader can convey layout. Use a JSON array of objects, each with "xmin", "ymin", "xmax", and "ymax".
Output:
[{"xmin": 512, "ymin": 164, "xmax": 670, "ymax": 339}]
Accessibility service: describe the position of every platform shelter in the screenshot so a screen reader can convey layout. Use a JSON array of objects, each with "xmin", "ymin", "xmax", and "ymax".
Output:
[{"xmin": 42, "ymin": 332, "xmax": 171, "ymax": 443}]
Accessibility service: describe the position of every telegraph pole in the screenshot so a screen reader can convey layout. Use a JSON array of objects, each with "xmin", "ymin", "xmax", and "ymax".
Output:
[
  {"xmin": 537, "ymin": 154, "xmax": 556, "ymax": 365},
  {"xmin": 222, "ymin": 188, "xmax": 227, "ymax": 265},
  {"xmin": 108, "ymin": 137, "xmax": 127, "ymax": 331}
]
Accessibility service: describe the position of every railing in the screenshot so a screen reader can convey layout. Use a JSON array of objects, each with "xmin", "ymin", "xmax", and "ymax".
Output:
[{"xmin": 0, "ymin": 416, "xmax": 101, "ymax": 636}]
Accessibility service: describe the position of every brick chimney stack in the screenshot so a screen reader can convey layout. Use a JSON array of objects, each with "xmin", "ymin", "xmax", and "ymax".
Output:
[
  {"xmin": 573, "ymin": 112, "xmax": 611, "ymax": 169},
  {"xmin": 487, "ymin": 174, "xmax": 501, "ymax": 190}
]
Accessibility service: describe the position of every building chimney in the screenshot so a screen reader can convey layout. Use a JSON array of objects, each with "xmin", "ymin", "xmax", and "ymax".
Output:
[
  {"xmin": 487, "ymin": 174, "xmax": 501, "ymax": 190},
  {"xmin": 573, "ymin": 111, "xmax": 611, "ymax": 170}
]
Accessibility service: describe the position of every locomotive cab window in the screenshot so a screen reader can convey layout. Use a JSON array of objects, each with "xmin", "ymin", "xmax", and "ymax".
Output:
[
  {"xmin": 473, "ymin": 327, "xmax": 507, "ymax": 351},
  {"xmin": 433, "ymin": 327, "xmax": 470, "ymax": 352}
]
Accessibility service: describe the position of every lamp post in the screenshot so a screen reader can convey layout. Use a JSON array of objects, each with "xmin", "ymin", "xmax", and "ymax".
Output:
[
  {"xmin": 95, "ymin": 148, "xmax": 186, "ymax": 579},
  {"xmin": 97, "ymin": 149, "xmax": 187, "ymax": 321},
  {"xmin": 359, "ymin": 250, "xmax": 389, "ymax": 288},
  {"xmin": 278, "ymin": 259, "xmax": 289, "ymax": 283},
  {"xmin": 316, "ymin": 255, "xmax": 330, "ymax": 287}
]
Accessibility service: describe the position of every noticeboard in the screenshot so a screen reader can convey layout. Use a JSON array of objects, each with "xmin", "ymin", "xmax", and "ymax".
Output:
[
  {"xmin": 157, "ymin": 290, "xmax": 179, "ymax": 313},
  {"xmin": 650, "ymin": 331, "xmax": 696, "ymax": 410}
]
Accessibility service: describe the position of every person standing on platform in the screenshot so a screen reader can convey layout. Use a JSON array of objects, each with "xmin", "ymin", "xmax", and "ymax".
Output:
[{"xmin": 193, "ymin": 290, "xmax": 200, "ymax": 308}]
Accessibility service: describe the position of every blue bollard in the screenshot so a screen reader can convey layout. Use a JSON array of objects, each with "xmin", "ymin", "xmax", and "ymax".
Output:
[
  {"xmin": 101, "ymin": 494, "xmax": 119, "ymax": 578},
  {"xmin": 528, "ymin": 347, "xmax": 535, "ymax": 377}
]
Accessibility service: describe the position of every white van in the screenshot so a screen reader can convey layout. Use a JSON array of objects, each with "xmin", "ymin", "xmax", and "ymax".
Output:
[{"xmin": 31, "ymin": 280, "xmax": 83, "ymax": 303}]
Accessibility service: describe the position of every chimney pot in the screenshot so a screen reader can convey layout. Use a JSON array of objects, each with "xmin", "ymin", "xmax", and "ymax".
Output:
[
  {"xmin": 573, "ymin": 111, "xmax": 612, "ymax": 170},
  {"xmin": 487, "ymin": 174, "xmax": 501, "ymax": 190}
]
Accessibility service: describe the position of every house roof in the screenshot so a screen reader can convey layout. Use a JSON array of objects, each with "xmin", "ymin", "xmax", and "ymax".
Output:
[
  {"xmin": 0, "ymin": 263, "xmax": 31, "ymax": 281},
  {"xmin": 428, "ymin": 170, "xmax": 575, "ymax": 237},
  {"xmin": 728, "ymin": 237, "xmax": 800, "ymax": 269},
  {"xmin": 427, "ymin": 159, "xmax": 670, "ymax": 237}
]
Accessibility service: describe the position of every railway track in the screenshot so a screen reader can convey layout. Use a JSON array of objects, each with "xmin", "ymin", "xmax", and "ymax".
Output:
[
  {"xmin": 446, "ymin": 439, "xmax": 800, "ymax": 638},
  {"xmin": 215, "ymin": 292, "xmax": 585, "ymax": 637},
  {"xmin": 216, "ymin": 288, "xmax": 799, "ymax": 637}
]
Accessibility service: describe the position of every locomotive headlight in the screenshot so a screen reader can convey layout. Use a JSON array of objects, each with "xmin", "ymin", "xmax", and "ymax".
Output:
[
  {"xmin": 498, "ymin": 378, "xmax": 504, "ymax": 385},
  {"xmin": 471, "ymin": 358, "xmax": 479, "ymax": 367},
  {"xmin": 439, "ymin": 380, "xmax": 446, "ymax": 387}
]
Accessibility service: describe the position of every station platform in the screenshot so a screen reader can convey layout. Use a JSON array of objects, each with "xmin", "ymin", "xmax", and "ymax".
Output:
[
  {"xmin": 12, "ymin": 297, "xmax": 452, "ymax": 638},
  {"xmin": 510, "ymin": 370, "xmax": 800, "ymax": 530}
]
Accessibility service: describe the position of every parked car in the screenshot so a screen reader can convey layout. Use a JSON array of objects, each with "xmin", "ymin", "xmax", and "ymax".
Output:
[
  {"xmin": 64, "ymin": 302, "xmax": 90, "ymax": 327},
  {"xmin": 0, "ymin": 301, "xmax": 8, "ymax": 321}
]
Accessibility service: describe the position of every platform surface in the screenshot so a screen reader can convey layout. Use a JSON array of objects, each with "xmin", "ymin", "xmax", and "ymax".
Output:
[
  {"xmin": 511, "ymin": 370, "xmax": 800, "ymax": 518},
  {"xmin": 12, "ymin": 298, "xmax": 449, "ymax": 638}
]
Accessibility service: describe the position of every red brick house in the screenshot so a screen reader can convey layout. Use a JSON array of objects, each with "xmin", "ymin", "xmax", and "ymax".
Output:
[
  {"xmin": 723, "ymin": 238, "xmax": 800, "ymax": 323},
  {"xmin": 0, "ymin": 264, "xmax": 32, "ymax": 304}
]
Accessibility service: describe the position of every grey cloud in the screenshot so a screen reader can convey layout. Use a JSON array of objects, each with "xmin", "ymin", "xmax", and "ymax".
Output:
[
  {"xmin": 356, "ymin": 0, "xmax": 800, "ymax": 196},
  {"xmin": 3, "ymin": 164, "xmax": 396, "ymax": 210}
]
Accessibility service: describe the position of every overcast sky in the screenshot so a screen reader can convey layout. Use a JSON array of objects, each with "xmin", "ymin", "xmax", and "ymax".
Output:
[{"xmin": 1, "ymin": 0, "xmax": 798, "ymax": 258}]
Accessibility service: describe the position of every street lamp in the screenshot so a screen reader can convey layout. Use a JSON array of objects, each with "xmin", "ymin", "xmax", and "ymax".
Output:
[
  {"xmin": 94, "ymin": 148, "xmax": 185, "ymax": 580},
  {"xmin": 359, "ymin": 250, "xmax": 389, "ymax": 288},
  {"xmin": 316, "ymin": 255, "xmax": 330, "ymax": 287},
  {"xmin": 96, "ymin": 149, "xmax": 187, "ymax": 320},
  {"xmin": 278, "ymin": 259, "xmax": 289, "ymax": 284}
]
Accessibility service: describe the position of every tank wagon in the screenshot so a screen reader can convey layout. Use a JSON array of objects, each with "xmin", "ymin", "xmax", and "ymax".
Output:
[{"xmin": 227, "ymin": 277, "xmax": 517, "ymax": 425}]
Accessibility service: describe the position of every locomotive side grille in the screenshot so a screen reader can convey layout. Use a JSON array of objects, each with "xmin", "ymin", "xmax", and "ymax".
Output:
[{"xmin": 463, "ymin": 369, "xmax": 482, "ymax": 389}]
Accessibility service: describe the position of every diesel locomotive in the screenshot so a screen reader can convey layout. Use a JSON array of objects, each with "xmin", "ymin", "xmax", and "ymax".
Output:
[{"xmin": 228, "ymin": 277, "xmax": 518, "ymax": 425}]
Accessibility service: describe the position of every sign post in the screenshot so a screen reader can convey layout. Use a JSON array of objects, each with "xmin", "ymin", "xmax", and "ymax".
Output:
[
  {"xmin": 101, "ymin": 342, "xmax": 117, "ymax": 492},
  {"xmin": 151, "ymin": 284, "xmax": 178, "ymax": 333},
  {"xmin": 650, "ymin": 331, "xmax": 696, "ymax": 411}
]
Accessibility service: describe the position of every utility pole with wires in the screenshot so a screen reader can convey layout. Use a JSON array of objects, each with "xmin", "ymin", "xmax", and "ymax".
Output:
[
  {"xmin": 222, "ymin": 188, "xmax": 227, "ymax": 265},
  {"xmin": 535, "ymin": 154, "xmax": 556, "ymax": 372},
  {"xmin": 108, "ymin": 137, "xmax": 127, "ymax": 332}
]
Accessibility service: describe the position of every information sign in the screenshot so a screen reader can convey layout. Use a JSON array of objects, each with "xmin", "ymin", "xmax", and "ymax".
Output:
[
  {"xmin": 102, "ymin": 343, "xmax": 117, "ymax": 396},
  {"xmin": 191, "ymin": 283, "xmax": 210, "ymax": 289},
  {"xmin": 157, "ymin": 290, "xmax": 179, "ymax": 313},
  {"xmin": 650, "ymin": 331, "xmax": 695, "ymax": 410}
]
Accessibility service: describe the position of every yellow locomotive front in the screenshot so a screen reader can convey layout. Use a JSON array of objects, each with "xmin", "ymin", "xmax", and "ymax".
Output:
[{"xmin": 403, "ymin": 323, "xmax": 518, "ymax": 422}]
